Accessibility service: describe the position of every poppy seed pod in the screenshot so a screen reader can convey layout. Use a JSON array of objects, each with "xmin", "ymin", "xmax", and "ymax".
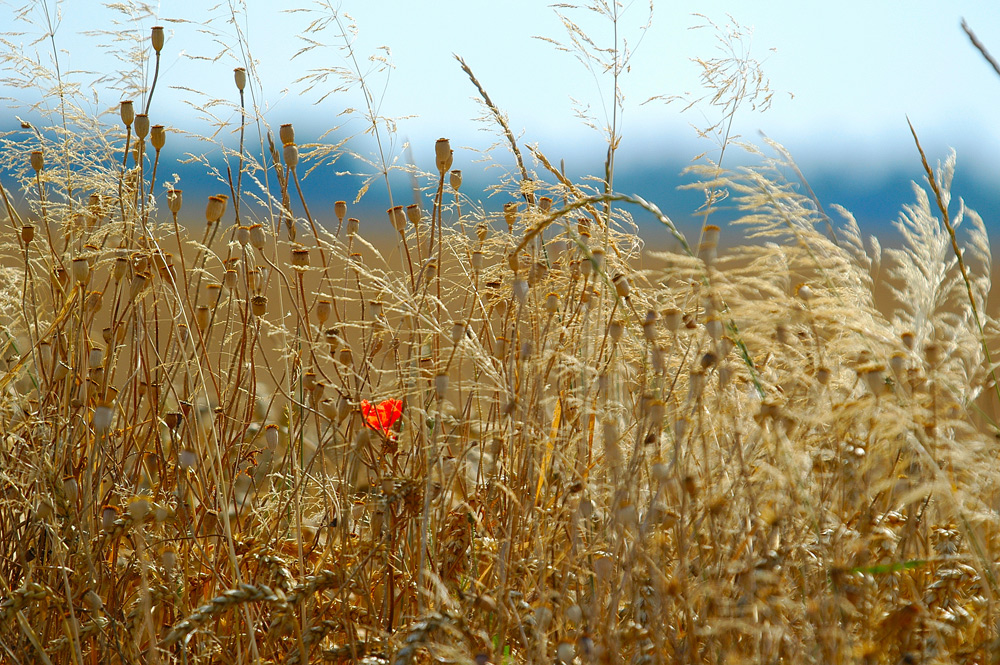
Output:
[
  {"xmin": 71, "ymin": 257, "xmax": 91, "ymax": 285},
  {"xmin": 205, "ymin": 194, "xmax": 228, "ymax": 223},
  {"xmin": 503, "ymin": 202, "xmax": 517, "ymax": 231},
  {"xmin": 279, "ymin": 123, "xmax": 295, "ymax": 146},
  {"xmin": 20, "ymin": 225, "xmax": 33, "ymax": 244},
  {"xmin": 471, "ymin": 250, "xmax": 485, "ymax": 271},
  {"xmin": 316, "ymin": 299, "xmax": 332, "ymax": 324},
  {"xmin": 334, "ymin": 200, "xmax": 347, "ymax": 224},
  {"xmin": 283, "ymin": 143, "xmax": 298, "ymax": 169},
  {"xmin": 388, "ymin": 206, "xmax": 406, "ymax": 233},
  {"xmin": 612, "ymin": 273, "xmax": 630, "ymax": 299},
  {"xmin": 435, "ymin": 138, "xmax": 452, "ymax": 173},
  {"xmin": 434, "ymin": 373, "xmax": 449, "ymax": 399},
  {"xmin": 405, "ymin": 204, "xmax": 422, "ymax": 227},
  {"xmin": 249, "ymin": 223, "xmax": 266, "ymax": 250},
  {"xmin": 234, "ymin": 67, "xmax": 247, "ymax": 91},
  {"xmin": 30, "ymin": 150, "xmax": 43, "ymax": 173},
  {"xmin": 134, "ymin": 114, "xmax": 149, "ymax": 140},
  {"xmin": 166, "ymin": 189, "xmax": 182, "ymax": 215},
  {"xmin": 250, "ymin": 294, "xmax": 267, "ymax": 317},
  {"xmin": 120, "ymin": 100, "xmax": 135, "ymax": 127},
  {"xmin": 346, "ymin": 218, "xmax": 360, "ymax": 236},
  {"xmin": 538, "ymin": 196, "xmax": 553, "ymax": 212},
  {"xmin": 236, "ymin": 226, "xmax": 250, "ymax": 247},
  {"xmin": 290, "ymin": 247, "xmax": 309, "ymax": 267},
  {"xmin": 450, "ymin": 169, "xmax": 462, "ymax": 191},
  {"xmin": 151, "ymin": 26, "xmax": 165, "ymax": 53},
  {"xmin": 150, "ymin": 124, "xmax": 166, "ymax": 151}
]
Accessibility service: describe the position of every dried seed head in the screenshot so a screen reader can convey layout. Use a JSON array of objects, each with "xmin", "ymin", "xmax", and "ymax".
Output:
[
  {"xmin": 435, "ymin": 137, "xmax": 453, "ymax": 172},
  {"xmin": 129, "ymin": 272, "xmax": 149, "ymax": 300},
  {"xmin": 205, "ymin": 194, "xmax": 228, "ymax": 224},
  {"xmin": 166, "ymin": 188, "xmax": 182, "ymax": 214},
  {"xmin": 20, "ymin": 225, "xmax": 33, "ymax": 244},
  {"xmin": 397, "ymin": 208, "xmax": 419, "ymax": 234},
  {"xmin": 796, "ymin": 283, "xmax": 813, "ymax": 302},
  {"xmin": 195, "ymin": 305, "xmax": 210, "ymax": 331},
  {"xmin": 290, "ymin": 246, "xmax": 309, "ymax": 268},
  {"xmin": 450, "ymin": 169, "xmax": 462, "ymax": 190},
  {"xmin": 338, "ymin": 347, "xmax": 353, "ymax": 366},
  {"xmin": 612, "ymin": 273, "xmax": 630, "ymax": 299},
  {"xmin": 101, "ymin": 505, "xmax": 119, "ymax": 532},
  {"xmin": 150, "ymin": 124, "xmax": 165, "ymax": 151},
  {"xmin": 29, "ymin": 150, "xmax": 43, "ymax": 173},
  {"xmin": 589, "ymin": 248, "xmax": 606, "ymax": 272},
  {"xmin": 346, "ymin": 217, "xmax": 360, "ymax": 236},
  {"xmin": 236, "ymin": 225, "xmax": 250, "ymax": 247},
  {"xmin": 234, "ymin": 66, "xmax": 247, "ymax": 91},
  {"xmin": 316, "ymin": 299, "xmax": 332, "ymax": 324},
  {"xmin": 334, "ymin": 200, "xmax": 348, "ymax": 223},
  {"xmin": 545, "ymin": 292, "xmax": 560, "ymax": 313},
  {"xmin": 250, "ymin": 294, "xmax": 267, "ymax": 317},
  {"xmin": 901, "ymin": 331, "xmax": 916, "ymax": 350},
  {"xmin": 283, "ymin": 143, "xmax": 299, "ymax": 169},
  {"xmin": 93, "ymin": 403, "xmax": 113, "ymax": 434},
  {"xmin": 248, "ymin": 223, "xmax": 266, "ymax": 250},
  {"xmin": 134, "ymin": 114, "xmax": 149, "ymax": 139},
  {"xmin": 279, "ymin": 123, "xmax": 295, "ymax": 146},
  {"xmin": 151, "ymin": 25, "xmax": 165, "ymax": 53},
  {"xmin": 503, "ymin": 202, "xmax": 517, "ymax": 231},
  {"xmin": 120, "ymin": 100, "xmax": 135, "ymax": 127},
  {"xmin": 451, "ymin": 320, "xmax": 467, "ymax": 343},
  {"xmin": 512, "ymin": 278, "xmax": 529, "ymax": 304},
  {"xmin": 434, "ymin": 373, "xmax": 449, "ymax": 398},
  {"xmin": 538, "ymin": 195, "xmax": 553, "ymax": 213},
  {"xmin": 72, "ymin": 257, "xmax": 91, "ymax": 285},
  {"xmin": 388, "ymin": 205, "xmax": 406, "ymax": 233},
  {"xmin": 704, "ymin": 316, "xmax": 723, "ymax": 342},
  {"xmin": 471, "ymin": 250, "xmax": 485, "ymax": 271},
  {"xmin": 475, "ymin": 223, "xmax": 489, "ymax": 243},
  {"xmin": 609, "ymin": 319, "xmax": 624, "ymax": 342}
]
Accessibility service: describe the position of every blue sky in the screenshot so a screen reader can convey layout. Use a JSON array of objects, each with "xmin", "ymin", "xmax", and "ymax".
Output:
[{"xmin": 2, "ymin": 1, "xmax": 1000, "ymax": 237}]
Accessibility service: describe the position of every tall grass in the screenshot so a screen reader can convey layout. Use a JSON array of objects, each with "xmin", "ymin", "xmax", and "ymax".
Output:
[{"xmin": 1, "ymin": 2, "xmax": 999, "ymax": 664}]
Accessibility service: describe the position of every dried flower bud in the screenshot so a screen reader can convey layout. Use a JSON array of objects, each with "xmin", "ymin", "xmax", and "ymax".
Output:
[
  {"xmin": 151, "ymin": 26, "xmax": 165, "ymax": 53},
  {"xmin": 134, "ymin": 114, "xmax": 149, "ymax": 140},
  {"xmin": 120, "ymin": 100, "xmax": 135, "ymax": 127},
  {"xmin": 150, "ymin": 124, "xmax": 165, "ymax": 151},
  {"xmin": 450, "ymin": 169, "xmax": 462, "ymax": 191},
  {"xmin": 234, "ymin": 67, "xmax": 247, "ymax": 91},
  {"xmin": 279, "ymin": 123, "xmax": 295, "ymax": 146},
  {"xmin": 30, "ymin": 150, "xmax": 43, "ymax": 173}
]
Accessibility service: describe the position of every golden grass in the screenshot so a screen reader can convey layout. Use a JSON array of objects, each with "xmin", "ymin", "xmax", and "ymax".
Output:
[{"xmin": 1, "ymin": 3, "xmax": 999, "ymax": 664}]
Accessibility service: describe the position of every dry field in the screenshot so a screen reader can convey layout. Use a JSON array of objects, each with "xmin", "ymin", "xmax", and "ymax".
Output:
[{"xmin": 2, "ymin": 3, "xmax": 1000, "ymax": 664}]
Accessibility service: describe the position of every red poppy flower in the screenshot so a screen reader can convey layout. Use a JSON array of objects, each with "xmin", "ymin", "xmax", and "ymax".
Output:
[{"xmin": 360, "ymin": 398, "xmax": 403, "ymax": 439}]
